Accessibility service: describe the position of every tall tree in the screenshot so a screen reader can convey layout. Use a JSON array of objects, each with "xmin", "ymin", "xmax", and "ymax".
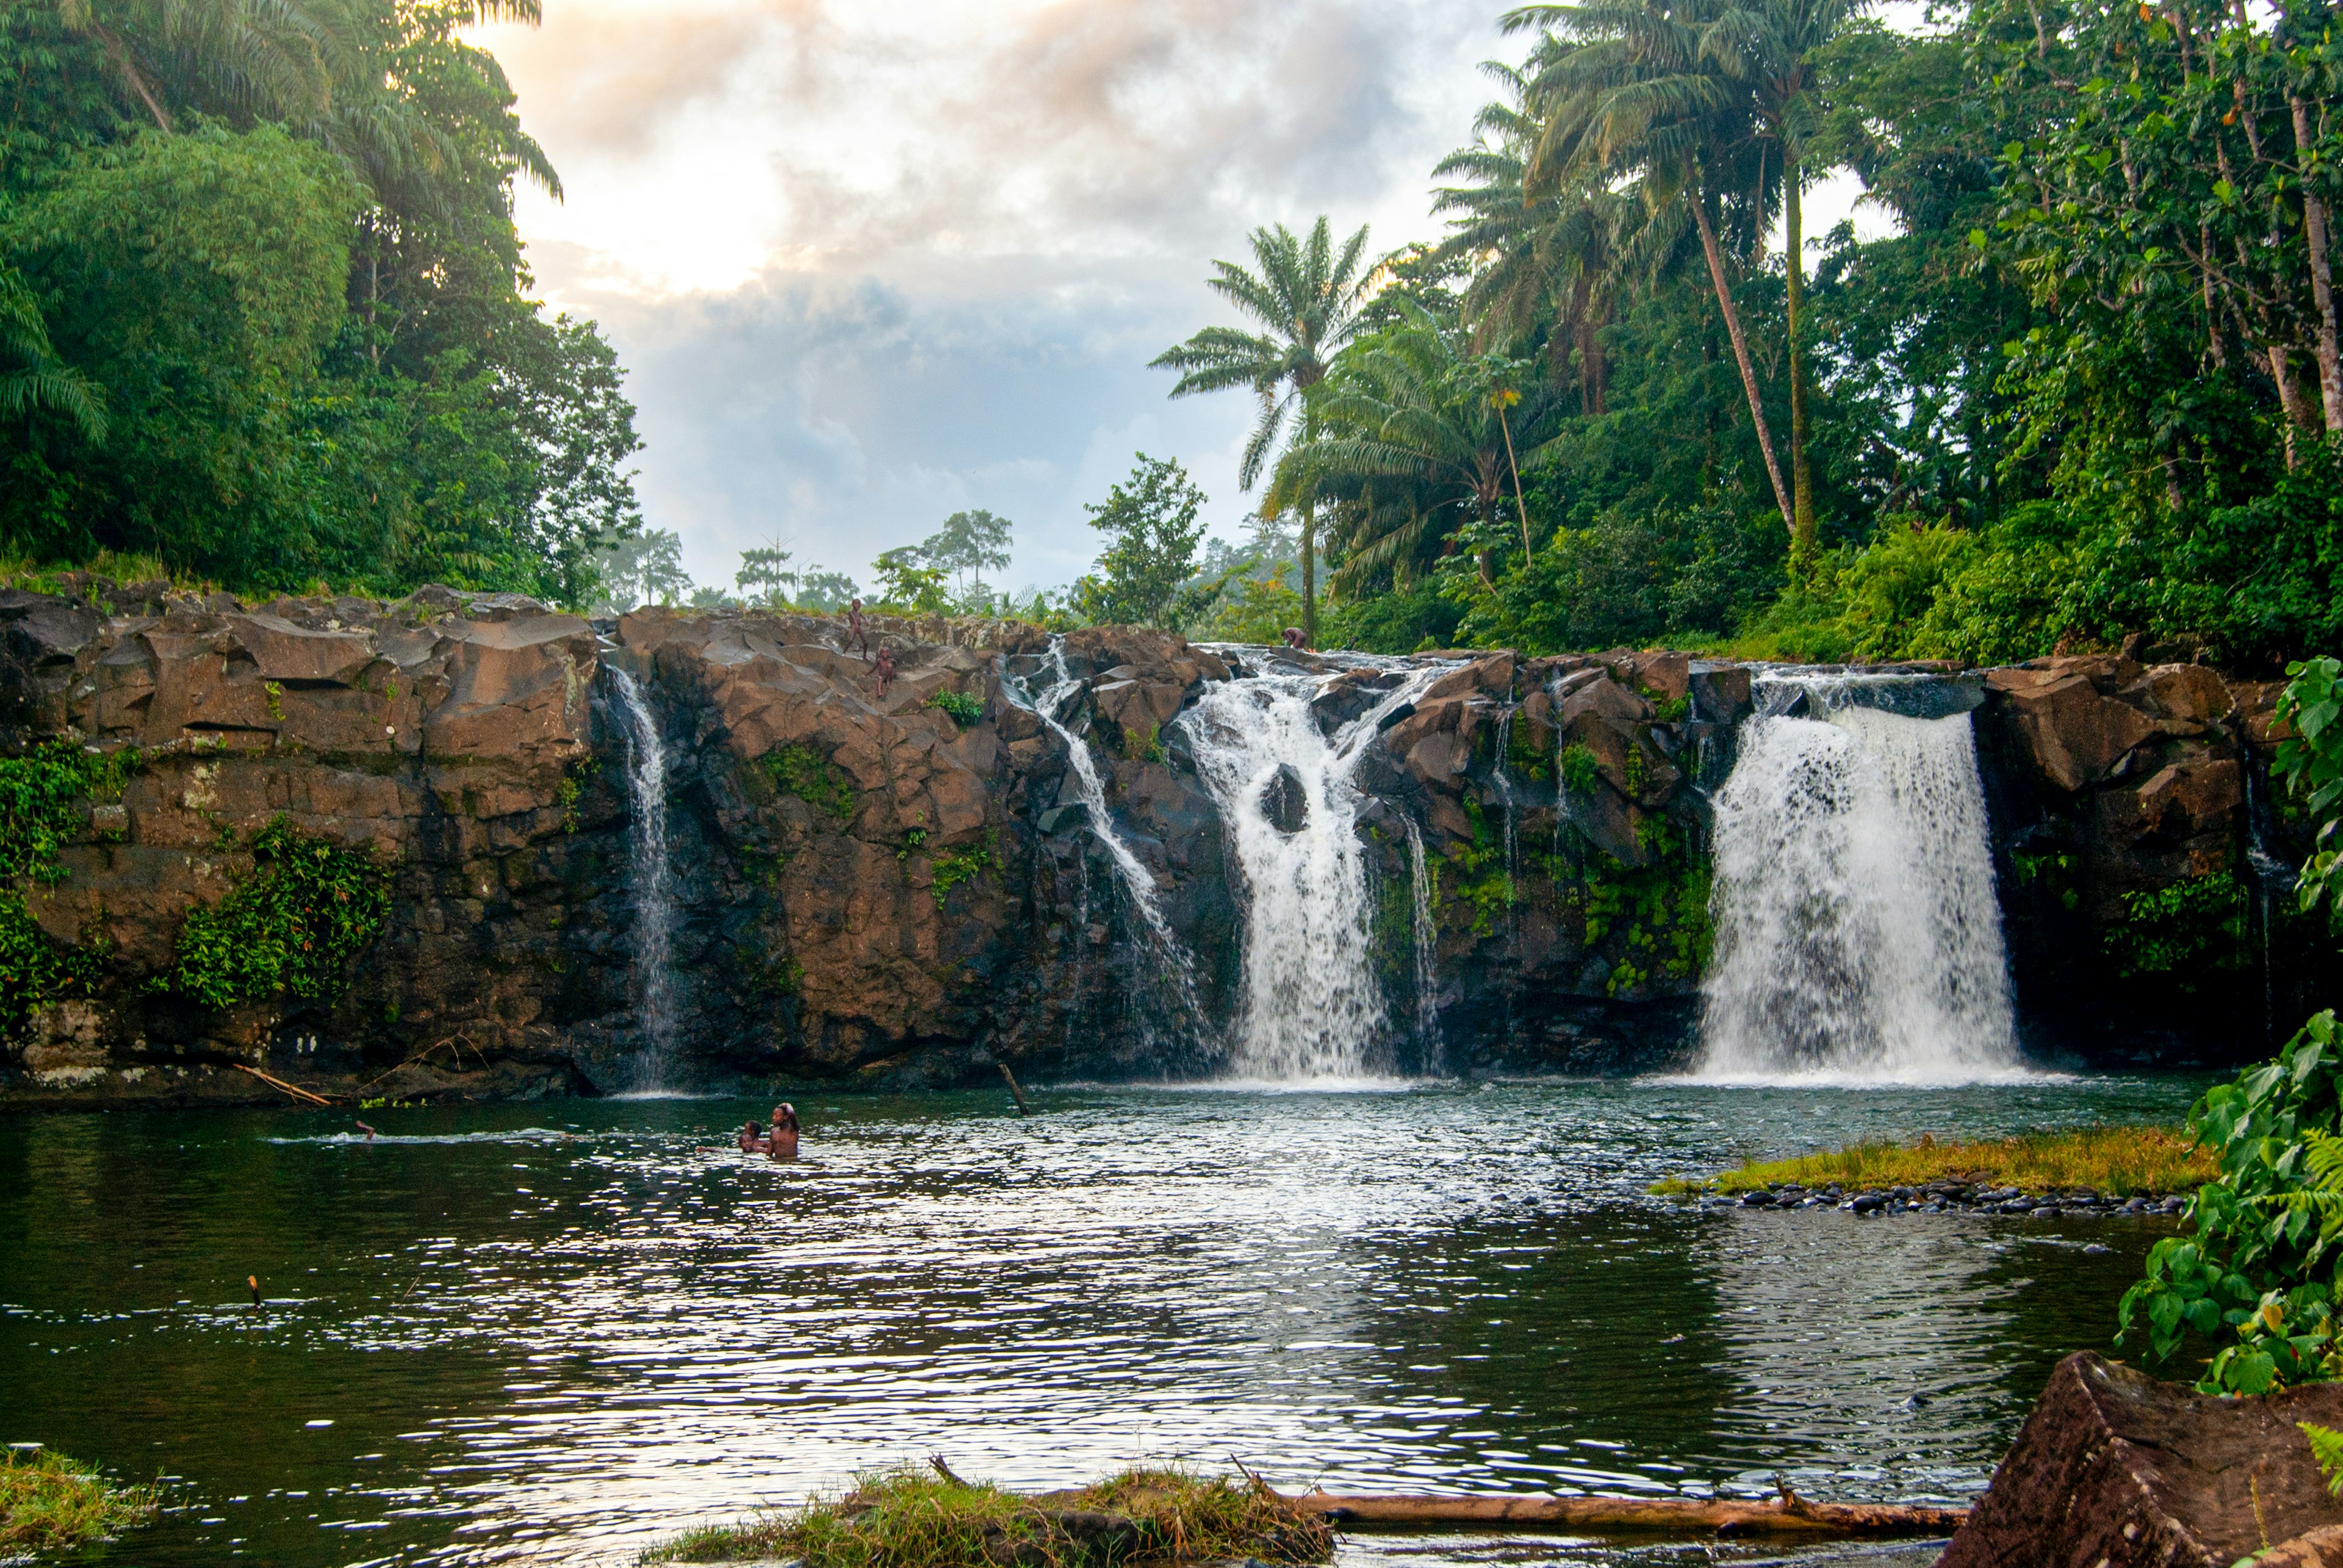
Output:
[
  {"xmin": 1150, "ymin": 216, "xmax": 1375, "ymax": 647},
  {"xmin": 1506, "ymin": 0, "xmax": 1798, "ymax": 536},
  {"xmin": 1075, "ymin": 453, "xmax": 1210, "ymax": 630},
  {"xmin": 1704, "ymin": 0, "xmax": 1870, "ymax": 571},
  {"xmin": 919, "ymin": 508, "xmax": 1013, "ymax": 602}
]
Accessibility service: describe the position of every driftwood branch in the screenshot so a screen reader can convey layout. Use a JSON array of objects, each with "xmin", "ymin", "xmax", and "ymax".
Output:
[
  {"xmin": 1283, "ymin": 1491, "xmax": 1967, "ymax": 1539},
  {"xmin": 930, "ymin": 1455, "xmax": 970, "ymax": 1487},
  {"xmin": 229, "ymin": 1062, "xmax": 335, "ymax": 1106},
  {"xmin": 998, "ymin": 1061, "xmax": 1032, "ymax": 1116}
]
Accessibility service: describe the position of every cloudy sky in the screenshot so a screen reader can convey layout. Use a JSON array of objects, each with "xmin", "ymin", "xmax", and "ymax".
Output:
[{"xmin": 472, "ymin": 1, "xmax": 1888, "ymax": 600}]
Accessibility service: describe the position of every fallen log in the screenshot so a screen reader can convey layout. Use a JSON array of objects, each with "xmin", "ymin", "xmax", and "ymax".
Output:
[{"xmin": 1283, "ymin": 1490, "xmax": 1967, "ymax": 1538}]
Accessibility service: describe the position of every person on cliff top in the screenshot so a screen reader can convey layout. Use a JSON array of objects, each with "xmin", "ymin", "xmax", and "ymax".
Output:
[
  {"xmin": 767, "ymin": 1104, "xmax": 799, "ymax": 1162},
  {"xmin": 846, "ymin": 599, "xmax": 871, "ymax": 661},
  {"xmin": 873, "ymin": 646, "xmax": 897, "ymax": 702},
  {"xmin": 1281, "ymin": 626, "xmax": 1306, "ymax": 650}
]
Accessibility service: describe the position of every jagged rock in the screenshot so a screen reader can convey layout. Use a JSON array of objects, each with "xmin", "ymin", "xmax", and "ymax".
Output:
[
  {"xmin": 1985, "ymin": 663, "xmax": 2160, "ymax": 791},
  {"xmin": 1627, "ymin": 650, "xmax": 1690, "ymax": 703},
  {"xmin": 1560, "ymin": 674, "xmax": 1653, "ymax": 726},
  {"xmin": 1937, "ymin": 1351, "xmax": 2343, "ymax": 1568},
  {"xmin": 1689, "ymin": 662, "xmax": 1754, "ymax": 725},
  {"xmin": 1260, "ymin": 765, "xmax": 1309, "ymax": 834}
]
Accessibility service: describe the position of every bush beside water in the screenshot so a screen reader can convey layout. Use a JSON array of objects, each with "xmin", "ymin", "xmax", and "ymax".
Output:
[{"xmin": 0, "ymin": 1446, "xmax": 154, "ymax": 1552}]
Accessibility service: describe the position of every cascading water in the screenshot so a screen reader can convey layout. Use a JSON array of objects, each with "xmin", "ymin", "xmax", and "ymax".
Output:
[
  {"xmin": 607, "ymin": 667, "xmax": 680, "ymax": 1090},
  {"xmin": 1693, "ymin": 673, "xmax": 2026, "ymax": 1085},
  {"xmin": 1003, "ymin": 639, "xmax": 1204, "ymax": 1025},
  {"xmin": 1178, "ymin": 655, "xmax": 1447, "ymax": 1081},
  {"xmin": 1402, "ymin": 816, "xmax": 1443, "ymax": 1069}
]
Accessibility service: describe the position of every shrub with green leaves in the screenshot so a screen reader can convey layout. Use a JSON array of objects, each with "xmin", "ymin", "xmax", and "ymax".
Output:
[
  {"xmin": 2117, "ymin": 1010, "xmax": 2343, "ymax": 1394},
  {"xmin": 0, "ymin": 739, "xmax": 134, "ymax": 1032},
  {"xmin": 2278, "ymin": 656, "xmax": 2342, "ymax": 918},
  {"xmin": 765, "ymin": 744, "xmax": 856, "ymax": 824},
  {"xmin": 926, "ymin": 690, "xmax": 984, "ymax": 728},
  {"xmin": 165, "ymin": 816, "xmax": 389, "ymax": 1010}
]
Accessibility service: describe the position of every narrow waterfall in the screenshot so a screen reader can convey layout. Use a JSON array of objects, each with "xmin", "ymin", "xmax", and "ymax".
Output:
[
  {"xmin": 1004, "ymin": 639, "xmax": 1204, "ymax": 1023},
  {"xmin": 607, "ymin": 667, "xmax": 680, "ymax": 1089},
  {"xmin": 1178, "ymin": 657, "xmax": 1445, "ymax": 1081},
  {"xmin": 1402, "ymin": 816, "xmax": 1442, "ymax": 1069},
  {"xmin": 1694, "ymin": 675, "xmax": 2024, "ymax": 1084}
]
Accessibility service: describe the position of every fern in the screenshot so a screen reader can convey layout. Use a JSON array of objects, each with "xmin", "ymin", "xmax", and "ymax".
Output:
[{"xmin": 2302, "ymin": 1422, "xmax": 2343, "ymax": 1497}]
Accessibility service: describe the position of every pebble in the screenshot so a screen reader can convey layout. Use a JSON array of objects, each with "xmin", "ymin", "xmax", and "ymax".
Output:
[{"xmin": 1702, "ymin": 1181, "xmax": 2194, "ymax": 1220}]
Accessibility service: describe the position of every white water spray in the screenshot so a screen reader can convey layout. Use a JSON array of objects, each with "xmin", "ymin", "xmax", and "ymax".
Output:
[
  {"xmin": 1694, "ymin": 677, "xmax": 2025, "ymax": 1085},
  {"xmin": 1403, "ymin": 816, "xmax": 1442, "ymax": 1068},
  {"xmin": 607, "ymin": 667, "xmax": 679, "ymax": 1088},
  {"xmin": 1178, "ymin": 656, "xmax": 1447, "ymax": 1080}
]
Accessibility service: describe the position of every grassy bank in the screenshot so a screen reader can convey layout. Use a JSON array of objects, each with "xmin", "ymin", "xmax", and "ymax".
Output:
[
  {"xmin": 1651, "ymin": 1126, "xmax": 2217, "ymax": 1199},
  {"xmin": 0, "ymin": 1446, "xmax": 156, "ymax": 1552},
  {"xmin": 646, "ymin": 1464, "xmax": 1335, "ymax": 1567}
]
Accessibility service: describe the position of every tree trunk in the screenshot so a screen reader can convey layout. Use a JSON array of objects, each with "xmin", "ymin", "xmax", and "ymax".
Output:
[
  {"xmin": 1499, "ymin": 407, "xmax": 1532, "ymax": 558},
  {"xmin": 1691, "ymin": 193, "xmax": 1796, "ymax": 531},
  {"xmin": 1300, "ymin": 500, "xmax": 1317, "ymax": 650},
  {"xmin": 1786, "ymin": 162, "xmax": 1818, "ymax": 578},
  {"xmin": 2292, "ymin": 95, "xmax": 2343, "ymax": 430}
]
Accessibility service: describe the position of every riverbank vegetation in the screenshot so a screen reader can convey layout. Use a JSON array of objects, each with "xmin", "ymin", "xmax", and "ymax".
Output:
[
  {"xmin": 1654, "ymin": 1125, "xmax": 2218, "ymax": 1198},
  {"xmin": 643, "ymin": 1465, "xmax": 1334, "ymax": 1568},
  {"xmin": 0, "ymin": 0, "xmax": 643, "ymax": 604},
  {"xmin": 0, "ymin": 1445, "xmax": 154, "ymax": 1552}
]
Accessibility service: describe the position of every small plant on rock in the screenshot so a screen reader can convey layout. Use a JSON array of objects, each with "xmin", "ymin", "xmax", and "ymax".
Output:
[
  {"xmin": 1558, "ymin": 743, "xmax": 1599, "ymax": 796},
  {"xmin": 926, "ymin": 690, "xmax": 984, "ymax": 728}
]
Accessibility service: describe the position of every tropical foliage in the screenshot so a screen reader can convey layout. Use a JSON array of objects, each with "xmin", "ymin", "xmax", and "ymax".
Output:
[
  {"xmin": 0, "ymin": 0, "xmax": 642, "ymax": 604},
  {"xmin": 1143, "ymin": 0, "xmax": 2343, "ymax": 669}
]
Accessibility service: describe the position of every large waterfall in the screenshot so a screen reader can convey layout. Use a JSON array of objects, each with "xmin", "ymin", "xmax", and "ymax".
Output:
[
  {"xmin": 1693, "ymin": 674, "xmax": 2025, "ymax": 1085},
  {"xmin": 1178, "ymin": 655, "xmax": 1445, "ymax": 1081},
  {"xmin": 607, "ymin": 667, "xmax": 680, "ymax": 1090}
]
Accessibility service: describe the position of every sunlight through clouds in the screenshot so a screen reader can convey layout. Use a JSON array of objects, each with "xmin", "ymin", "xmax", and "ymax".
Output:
[{"xmin": 466, "ymin": 0, "xmax": 1500, "ymax": 594}]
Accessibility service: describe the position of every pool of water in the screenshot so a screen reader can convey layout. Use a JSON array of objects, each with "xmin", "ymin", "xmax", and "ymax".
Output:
[{"xmin": 0, "ymin": 1073, "xmax": 2206, "ymax": 1567}]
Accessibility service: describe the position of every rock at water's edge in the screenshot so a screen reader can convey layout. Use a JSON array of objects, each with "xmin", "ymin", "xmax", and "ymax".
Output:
[{"xmin": 1937, "ymin": 1351, "xmax": 2343, "ymax": 1568}]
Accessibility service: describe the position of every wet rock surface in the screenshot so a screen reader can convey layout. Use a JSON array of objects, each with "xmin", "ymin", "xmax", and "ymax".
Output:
[
  {"xmin": 0, "ymin": 586, "xmax": 2308, "ymax": 1105},
  {"xmin": 1697, "ymin": 1180, "xmax": 2194, "ymax": 1216},
  {"xmin": 1939, "ymin": 1351, "xmax": 2343, "ymax": 1568}
]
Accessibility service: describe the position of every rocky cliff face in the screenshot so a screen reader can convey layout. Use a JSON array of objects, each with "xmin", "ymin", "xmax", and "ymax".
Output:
[{"xmin": 0, "ymin": 581, "xmax": 2313, "ymax": 1107}]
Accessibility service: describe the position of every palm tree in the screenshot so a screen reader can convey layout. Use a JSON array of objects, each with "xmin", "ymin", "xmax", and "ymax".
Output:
[
  {"xmin": 1701, "ymin": 0, "xmax": 1869, "ymax": 572},
  {"xmin": 1150, "ymin": 217, "xmax": 1375, "ymax": 647},
  {"xmin": 1265, "ymin": 300, "xmax": 1565, "ymax": 592},
  {"xmin": 0, "ymin": 268, "xmax": 106, "ymax": 444},
  {"xmin": 1505, "ymin": 0, "xmax": 1797, "ymax": 537}
]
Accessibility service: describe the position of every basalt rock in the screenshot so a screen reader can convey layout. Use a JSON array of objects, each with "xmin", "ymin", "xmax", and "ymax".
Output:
[
  {"xmin": 1938, "ymin": 1351, "xmax": 2343, "ymax": 1568},
  {"xmin": 0, "ymin": 588, "xmax": 2308, "ymax": 1105}
]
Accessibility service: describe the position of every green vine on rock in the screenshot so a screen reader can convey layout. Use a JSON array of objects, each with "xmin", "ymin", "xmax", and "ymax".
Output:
[
  {"xmin": 765, "ymin": 744, "xmax": 857, "ymax": 824},
  {"xmin": 1559, "ymin": 743, "xmax": 1599, "ymax": 796},
  {"xmin": 1577, "ymin": 819, "xmax": 1711, "ymax": 995},
  {"xmin": 164, "ymin": 816, "xmax": 390, "ymax": 1010},
  {"xmin": 0, "ymin": 739, "xmax": 137, "ymax": 1034},
  {"xmin": 929, "ymin": 832, "xmax": 999, "ymax": 908},
  {"xmin": 2104, "ymin": 871, "xmax": 2249, "ymax": 986}
]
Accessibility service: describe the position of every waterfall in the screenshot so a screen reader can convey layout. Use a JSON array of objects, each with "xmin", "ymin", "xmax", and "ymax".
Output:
[
  {"xmin": 1003, "ymin": 639, "xmax": 1204, "ymax": 1027},
  {"xmin": 1403, "ymin": 816, "xmax": 1442, "ymax": 1070},
  {"xmin": 1178, "ymin": 656, "xmax": 1445, "ymax": 1081},
  {"xmin": 1693, "ymin": 675, "xmax": 2025, "ymax": 1085},
  {"xmin": 607, "ymin": 667, "xmax": 680, "ymax": 1090}
]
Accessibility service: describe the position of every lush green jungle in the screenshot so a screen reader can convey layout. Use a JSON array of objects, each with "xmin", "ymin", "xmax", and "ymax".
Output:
[
  {"xmin": 6, "ymin": 0, "xmax": 2343, "ymax": 671},
  {"xmin": 0, "ymin": 0, "xmax": 640, "ymax": 605}
]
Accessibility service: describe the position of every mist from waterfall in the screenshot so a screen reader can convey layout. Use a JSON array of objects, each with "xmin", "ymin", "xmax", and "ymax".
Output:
[
  {"xmin": 607, "ymin": 667, "xmax": 680, "ymax": 1090},
  {"xmin": 1179, "ymin": 658, "xmax": 1445, "ymax": 1081},
  {"xmin": 1694, "ymin": 678, "xmax": 2028, "ymax": 1085}
]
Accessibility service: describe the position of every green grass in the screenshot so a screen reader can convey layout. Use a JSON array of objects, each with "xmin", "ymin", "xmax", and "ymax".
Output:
[
  {"xmin": 642, "ymin": 1464, "xmax": 1336, "ymax": 1567},
  {"xmin": 0, "ymin": 1447, "xmax": 157, "ymax": 1552},
  {"xmin": 1650, "ymin": 1125, "xmax": 2218, "ymax": 1199}
]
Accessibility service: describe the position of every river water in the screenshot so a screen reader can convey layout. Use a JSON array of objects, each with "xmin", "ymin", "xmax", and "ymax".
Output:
[{"xmin": 1, "ymin": 1076, "xmax": 2199, "ymax": 1568}]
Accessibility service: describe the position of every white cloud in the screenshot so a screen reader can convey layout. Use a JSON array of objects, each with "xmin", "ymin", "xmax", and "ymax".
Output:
[{"xmin": 471, "ymin": 0, "xmax": 1502, "ymax": 592}]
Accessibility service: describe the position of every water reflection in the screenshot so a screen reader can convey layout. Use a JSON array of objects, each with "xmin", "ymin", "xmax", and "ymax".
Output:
[{"xmin": 0, "ymin": 1076, "xmax": 2201, "ymax": 1567}]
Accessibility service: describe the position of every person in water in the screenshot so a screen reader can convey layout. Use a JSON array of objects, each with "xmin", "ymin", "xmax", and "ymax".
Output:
[
  {"xmin": 1281, "ymin": 625, "xmax": 1306, "ymax": 650},
  {"xmin": 767, "ymin": 1103, "xmax": 800, "ymax": 1161},
  {"xmin": 872, "ymin": 646, "xmax": 897, "ymax": 702},
  {"xmin": 736, "ymin": 1119, "xmax": 766, "ymax": 1154},
  {"xmin": 846, "ymin": 599, "xmax": 871, "ymax": 661}
]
